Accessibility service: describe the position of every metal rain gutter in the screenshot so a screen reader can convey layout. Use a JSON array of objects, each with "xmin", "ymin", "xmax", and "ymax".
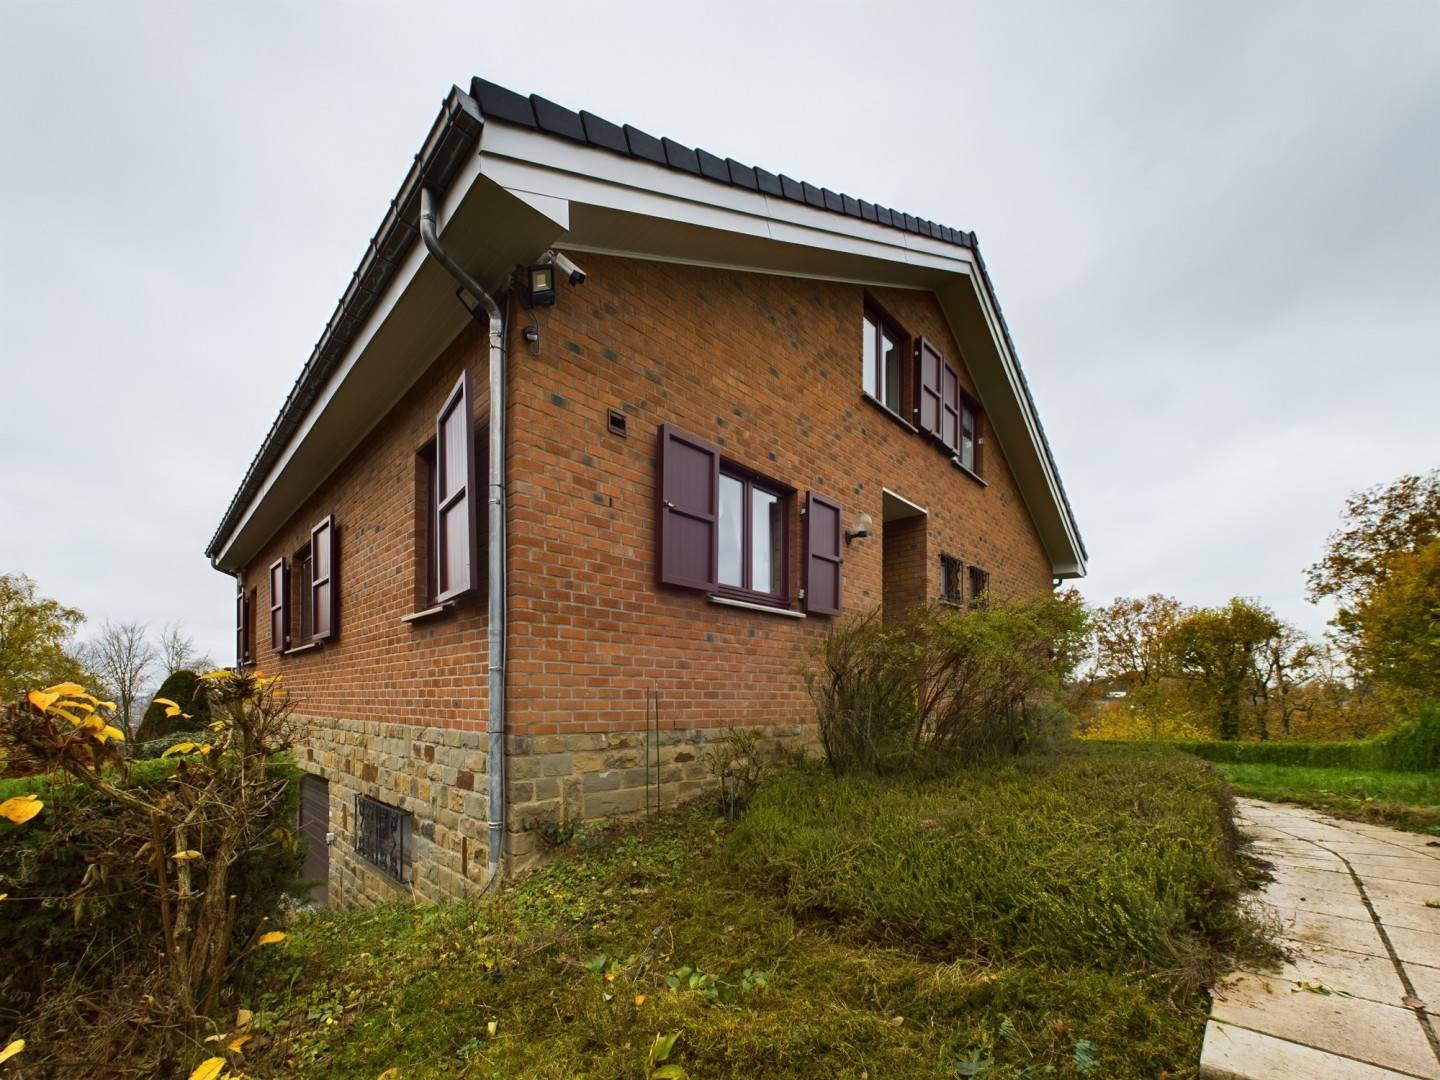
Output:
[{"xmin": 418, "ymin": 187, "xmax": 509, "ymax": 889}]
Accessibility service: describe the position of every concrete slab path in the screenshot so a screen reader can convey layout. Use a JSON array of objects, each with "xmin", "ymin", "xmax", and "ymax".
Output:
[{"xmin": 1201, "ymin": 799, "xmax": 1440, "ymax": 1079}]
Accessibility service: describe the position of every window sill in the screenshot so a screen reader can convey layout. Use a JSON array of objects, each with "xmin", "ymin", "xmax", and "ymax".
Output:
[
  {"xmin": 951, "ymin": 458, "xmax": 987, "ymax": 486},
  {"xmin": 860, "ymin": 391, "xmax": 917, "ymax": 433},
  {"xmin": 708, "ymin": 595, "xmax": 806, "ymax": 619},
  {"xmin": 284, "ymin": 641, "xmax": 324, "ymax": 656},
  {"xmin": 402, "ymin": 603, "xmax": 454, "ymax": 625}
]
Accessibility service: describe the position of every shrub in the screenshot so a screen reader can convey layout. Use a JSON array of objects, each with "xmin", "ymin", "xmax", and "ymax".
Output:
[
  {"xmin": 804, "ymin": 592, "xmax": 1089, "ymax": 775},
  {"xmin": 0, "ymin": 673, "xmax": 305, "ymax": 1073},
  {"xmin": 134, "ymin": 668, "xmax": 212, "ymax": 742}
]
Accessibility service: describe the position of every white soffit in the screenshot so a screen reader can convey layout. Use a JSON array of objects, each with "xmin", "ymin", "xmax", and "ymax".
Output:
[{"xmin": 479, "ymin": 125, "xmax": 975, "ymax": 282}]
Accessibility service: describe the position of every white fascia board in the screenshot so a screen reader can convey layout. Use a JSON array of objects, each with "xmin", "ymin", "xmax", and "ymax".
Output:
[
  {"xmin": 956, "ymin": 271, "xmax": 1086, "ymax": 576},
  {"xmin": 479, "ymin": 125, "xmax": 975, "ymax": 281},
  {"xmin": 214, "ymin": 150, "xmax": 489, "ymax": 570}
]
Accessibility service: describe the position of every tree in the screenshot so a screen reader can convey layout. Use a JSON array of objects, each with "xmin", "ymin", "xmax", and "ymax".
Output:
[
  {"xmin": 79, "ymin": 619, "xmax": 156, "ymax": 741},
  {"xmin": 1167, "ymin": 598, "xmax": 1282, "ymax": 740},
  {"xmin": 1251, "ymin": 622, "xmax": 1321, "ymax": 739},
  {"xmin": 1091, "ymin": 594, "xmax": 1185, "ymax": 691},
  {"xmin": 1307, "ymin": 471, "xmax": 1440, "ymax": 640},
  {"xmin": 1353, "ymin": 537, "xmax": 1440, "ymax": 708},
  {"xmin": 158, "ymin": 620, "xmax": 213, "ymax": 677},
  {"xmin": 1086, "ymin": 595, "xmax": 1188, "ymax": 738},
  {"xmin": 0, "ymin": 573, "xmax": 85, "ymax": 700}
]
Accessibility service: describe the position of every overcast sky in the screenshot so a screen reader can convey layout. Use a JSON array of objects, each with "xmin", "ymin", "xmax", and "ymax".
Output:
[{"xmin": 1, "ymin": 0, "xmax": 1436, "ymax": 665}]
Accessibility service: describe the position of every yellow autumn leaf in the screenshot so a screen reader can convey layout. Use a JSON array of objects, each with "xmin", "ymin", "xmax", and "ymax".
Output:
[
  {"xmin": 27, "ymin": 690, "xmax": 60, "ymax": 713},
  {"xmin": 256, "ymin": 931, "xmax": 286, "ymax": 946},
  {"xmin": 163, "ymin": 742, "xmax": 198, "ymax": 758},
  {"xmin": 43, "ymin": 681, "xmax": 87, "ymax": 696},
  {"xmin": 99, "ymin": 725, "xmax": 126, "ymax": 743},
  {"xmin": 208, "ymin": 720, "xmax": 225, "ymax": 731},
  {"xmin": 51, "ymin": 707, "xmax": 86, "ymax": 726},
  {"xmin": 97, "ymin": 700, "xmax": 117, "ymax": 710},
  {"xmin": 377, "ymin": 1070, "xmax": 399, "ymax": 1080},
  {"xmin": 0, "ymin": 1038, "xmax": 24, "ymax": 1064},
  {"xmin": 236, "ymin": 1007, "xmax": 253, "ymax": 1030},
  {"xmin": 0, "ymin": 894, "xmax": 7, "ymax": 901},
  {"xmin": 188, "ymin": 1057, "xmax": 227, "ymax": 1080},
  {"xmin": 199, "ymin": 669, "xmax": 232, "ymax": 680},
  {"xmin": 487, "ymin": 1020, "xmax": 498, "ymax": 1038},
  {"xmin": 226, "ymin": 1034, "xmax": 250, "ymax": 1053},
  {"xmin": 634, "ymin": 994, "xmax": 647, "ymax": 1005},
  {"xmin": 61, "ymin": 699, "xmax": 96, "ymax": 714},
  {"xmin": 154, "ymin": 697, "xmax": 179, "ymax": 709},
  {"xmin": 1, "ymin": 794, "xmax": 44, "ymax": 825},
  {"xmin": 172, "ymin": 850, "xmax": 203, "ymax": 861}
]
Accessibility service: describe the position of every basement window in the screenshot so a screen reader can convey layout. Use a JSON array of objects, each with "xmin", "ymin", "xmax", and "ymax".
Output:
[{"xmin": 353, "ymin": 795, "xmax": 412, "ymax": 885}]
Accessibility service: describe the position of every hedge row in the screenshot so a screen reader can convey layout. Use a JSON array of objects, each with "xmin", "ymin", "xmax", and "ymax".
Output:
[{"xmin": 1164, "ymin": 702, "xmax": 1440, "ymax": 773}]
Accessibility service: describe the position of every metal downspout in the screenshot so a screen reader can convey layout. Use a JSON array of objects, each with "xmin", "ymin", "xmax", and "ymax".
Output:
[{"xmin": 418, "ymin": 187, "xmax": 508, "ymax": 887}]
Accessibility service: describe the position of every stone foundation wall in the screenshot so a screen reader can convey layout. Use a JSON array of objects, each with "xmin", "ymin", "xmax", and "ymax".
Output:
[
  {"xmin": 295, "ymin": 713, "xmax": 493, "ymax": 908},
  {"xmin": 295, "ymin": 711, "xmax": 818, "ymax": 905}
]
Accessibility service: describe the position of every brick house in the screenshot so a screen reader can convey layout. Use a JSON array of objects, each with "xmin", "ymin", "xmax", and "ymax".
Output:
[{"xmin": 205, "ymin": 78, "xmax": 1086, "ymax": 907}]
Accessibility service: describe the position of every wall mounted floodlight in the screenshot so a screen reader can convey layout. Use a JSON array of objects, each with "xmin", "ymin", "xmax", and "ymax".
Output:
[
  {"xmin": 845, "ymin": 511, "xmax": 874, "ymax": 546},
  {"xmin": 525, "ymin": 263, "xmax": 556, "ymax": 308}
]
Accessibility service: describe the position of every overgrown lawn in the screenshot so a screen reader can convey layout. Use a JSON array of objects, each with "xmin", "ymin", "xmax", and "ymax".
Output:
[{"xmin": 236, "ymin": 744, "xmax": 1269, "ymax": 1079}]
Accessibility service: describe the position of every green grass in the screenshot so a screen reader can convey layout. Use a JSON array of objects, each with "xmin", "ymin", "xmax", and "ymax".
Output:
[
  {"xmin": 1213, "ymin": 762, "xmax": 1440, "ymax": 833},
  {"xmin": 232, "ymin": 743, "xmax": 1269, "ymax": 1080}
]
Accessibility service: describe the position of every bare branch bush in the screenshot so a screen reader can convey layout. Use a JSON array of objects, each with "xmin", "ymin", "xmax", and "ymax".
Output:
[{"xmin": 0, "ymin": 672, "xmax": 303, "ymax": 1073}]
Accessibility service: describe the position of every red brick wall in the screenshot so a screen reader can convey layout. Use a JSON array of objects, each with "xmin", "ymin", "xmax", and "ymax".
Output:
[
  {"xmin": 501, "ymin": 254, "xmax": 1053, "ymax": 741},
  {"xmin": 239, "ymin": 253, "xmax": 1054, "ymax": 735}
]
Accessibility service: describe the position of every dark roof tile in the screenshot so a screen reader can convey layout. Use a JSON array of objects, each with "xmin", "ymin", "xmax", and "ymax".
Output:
[
  {"xmin": 696, "ymin": 147, "xmax": 730, "ymax": 183},
  {"xmin": 727, "ymin": 159, "xmax": 758, "ymax": 190},
  {"xmin": 821, "ymin": 188, "xmax": 843, "ymax": 213},
  {"xmin": 754, "ymin": 167, "xmax": 783, "ymax": 197},
  {"xmin": 859, "ymin": 199, "xmax": 877, "ymax": 223},
  {"xmin": 875, "ymin": 206, "xmax": 893, "ymax": 227},
  {"xmin": 470, "ymin": 77, "xmax": 536, "ymax": 128},
  {"xmin": 779, "ymin": 174, "xmax": 804, "ymax": 203},
  {"xmin": 800, "ymin": 181, "xmax": 825, "ymax": 209},
  {"xmin": 580, "ymin": 110, "xmax": 629, "ymax": 155},
  {"xmin": 662, "ymin": 137, "xmax": 701, "ymax": 175},
  {"xmin": 841, "ymin": 194, "xmax": 861, "ymax": 218},
  {"xmin": 529, "ymin": 95, "xmax": 586, "ymax": 142},
  {"xmin": 624, "ymin": 125, "xmax": 666, "ymax": 165}
]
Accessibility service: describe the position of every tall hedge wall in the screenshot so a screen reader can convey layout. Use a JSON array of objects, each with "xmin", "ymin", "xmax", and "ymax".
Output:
[{"xmin": 1166, "ymin": 702, "xmax": 1440, "ymax": 773}]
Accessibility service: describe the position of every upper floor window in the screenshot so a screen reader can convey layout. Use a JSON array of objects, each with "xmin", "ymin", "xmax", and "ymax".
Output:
[
  {"xmin": 657, "ymin": 424, "xmax": 843, "ymax": 615},
  {"xmin": 862, "ymin": 307, "xmax": 906, "ymax": 413},
  {"xmin": 959, "ymin": 395, "xmax": 980, "ymax": 474},
  {"xmin": 268, "ymin": 514, "xmax": 339, "ymax": 652},
  {"xmin": 918, "ymin": 337, "xmax": 983, "ymax": 476},
  {"xmin": 718, "ymin": 467, "xmax": 788, "ymax": 601}
]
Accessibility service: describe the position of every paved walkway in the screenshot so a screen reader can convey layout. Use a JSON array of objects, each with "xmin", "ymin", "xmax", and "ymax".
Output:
[{"xmin": 1201, "ymin": 799, "xmax": 1440, "ymax": 1079}]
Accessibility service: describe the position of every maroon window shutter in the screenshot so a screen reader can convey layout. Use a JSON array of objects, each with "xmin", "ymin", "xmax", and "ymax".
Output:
[
  {"xmin": 915, "ymin": 338, "xmax": 942, "ymax": 436},
  {"xmin": 940, "ymin": 362, "xmax": 961, "ymax": 454},
  {"xmin": 657, "ymin": 424, "xmax": 720, "ymax": 591},
  {"xmin": 310, "ymin": 514, "xmax": 337, "ymax": 642},
  {"xmin": 804, "ymin": 492, "xmax": 843, "ymax": 616},
  {"xmin": 269, "ymin": 558, "xmax": 289, "ymax": 652},
  {"xmin": 236, "ymin": 589, "xmax": 248, "ymax": 667},
  {"xmin": 435, "ymin": 371, "xmax": 478, "ymax": 603}
]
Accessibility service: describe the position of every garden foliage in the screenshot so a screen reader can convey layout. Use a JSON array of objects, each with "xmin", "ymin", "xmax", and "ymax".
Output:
[
  {"xmin": 0, "ymin": 673, "xmax": 304, "ymax": 1075},
  {"xmin": 805, "ymin": 591, "xmax": 1089, "ymax": 775}
]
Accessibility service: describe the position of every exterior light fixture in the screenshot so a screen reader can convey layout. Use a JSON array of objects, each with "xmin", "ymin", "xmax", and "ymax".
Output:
[
  {"xmin": 845, "ymin": 511, "xmax": 874, "ymax": 546},
  {"xmin": 525, "ymin": 263, "xmax": 556, "ymax": 308}
]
